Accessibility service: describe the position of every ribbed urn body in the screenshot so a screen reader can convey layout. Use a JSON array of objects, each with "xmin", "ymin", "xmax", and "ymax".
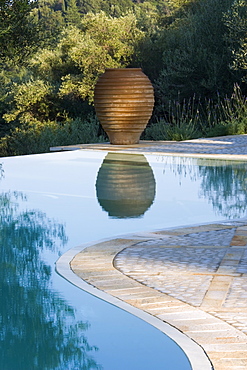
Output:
[
  {"xmin": 96, "ymin": 153, "xmax": 156, "ymax": 218},
  {"xmin": 94, "ymin": 68, "xmax": 154, "ymax": 145}
]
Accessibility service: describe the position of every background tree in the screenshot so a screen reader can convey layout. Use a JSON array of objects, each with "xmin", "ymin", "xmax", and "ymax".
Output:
[
  {"xmin": 77, "ymin": 0, "xmax": 134, "ymax": 16},
  {"xmin": 155, "ymin": 0, "xmax": 235, "ymax": 107},
  {"xmin": 0, "ymin": 11, "xmax": 145, "ymax": 155},
  {"xmin": 32, "ymin": 0, "xmax": 66, "ymax": 47},
  {"xmin": 64, "ymin": 0, "xmax": 82, "ymax": 26},
  {"xmin": 4, "ymin": 11, "xmax": 144, "ymax": 126},
  {"xmin": 224, "ymin": 0, "xmax": 247, "ymax": 89},
  {"xmin": 0, "ymin": 0, "xmax": 40, "ymax": 66}
]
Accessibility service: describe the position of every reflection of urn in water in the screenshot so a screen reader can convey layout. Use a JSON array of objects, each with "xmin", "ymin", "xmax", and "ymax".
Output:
[{"xmin": 96, "ymin": 153, "xmax": 156, "ymax": 218}]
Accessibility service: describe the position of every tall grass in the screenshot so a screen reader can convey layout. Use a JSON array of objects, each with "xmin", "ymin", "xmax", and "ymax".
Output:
[
  {"xmin": 145, "ymin": 94, "xmax": 202, "ymax": 141},
  {"xmin": 144, "ymin": 84, "xmax": 247, "ymax": 141}
]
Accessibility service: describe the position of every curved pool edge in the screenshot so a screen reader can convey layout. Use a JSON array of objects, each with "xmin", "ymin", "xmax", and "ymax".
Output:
[{"xmin": 55, "ymin": 235, "xmax": 213, "ymax": 370}]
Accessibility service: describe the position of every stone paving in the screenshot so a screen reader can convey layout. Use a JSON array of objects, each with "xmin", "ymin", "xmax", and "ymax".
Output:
[
  {"xmin": 71, "ymin": 223, "xmax": 247, "ymax": 370},
  {"xmin": 51, "ymin": 134, "xmax": 247, "ymax": 159},
  {"xmin": 55, "ymin": 135, "xmax": 247, "ymax": 370},
  {"xmin": 115, "ymin": 225, "xmax": 247, "ymax": 329}
]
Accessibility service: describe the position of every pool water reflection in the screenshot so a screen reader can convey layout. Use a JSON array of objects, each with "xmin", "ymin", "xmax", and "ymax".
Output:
[
  {"xmin": 96, "ymin": 153, "xmax": 156, "ymax": 218},
  {"xmin": 1, "ymin": 151, "xmax": 247, "ymax": 370}
]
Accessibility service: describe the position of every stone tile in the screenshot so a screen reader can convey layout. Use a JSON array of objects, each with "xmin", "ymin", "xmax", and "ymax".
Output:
[
  {"xmin": 231, "ymin": 236, "xmax": 247, "ymax": 246},
  {"xmin": 69, "ymin": 203, "xmax": 247, "ymax": 369}
]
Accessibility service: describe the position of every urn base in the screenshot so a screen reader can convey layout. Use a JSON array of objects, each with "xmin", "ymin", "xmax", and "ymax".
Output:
[{"xmin": 107, "ymin": 131, "xmax": 141, "ymax": 145}]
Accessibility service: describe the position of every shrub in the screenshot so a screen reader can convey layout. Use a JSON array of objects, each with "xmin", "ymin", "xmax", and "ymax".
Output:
[
  {"xmin": 145, "ymin": 84, "xmax": 247, "ymax": 140},
  {"xmin": 0, "ymin": 115, "xmax": 105, "ymax": 157},
  {"xmin": 203, "ymin": 84, "xmax": 247, "ymax": 136},
  {"xmin": 145, "ymin": 93, "xmax": 202, "ymax": 140},
  {"xmin": 144, "ymin": 118, "xmax": 201, "ymax": 141}
]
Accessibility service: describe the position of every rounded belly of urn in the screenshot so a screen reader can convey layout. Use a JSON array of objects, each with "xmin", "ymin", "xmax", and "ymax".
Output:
[{"xmin": 94, "ymin": 68, "xmax": 154, "ymax": 145}]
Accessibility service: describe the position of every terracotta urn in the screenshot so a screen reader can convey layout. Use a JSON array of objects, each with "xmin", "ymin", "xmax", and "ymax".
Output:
[
  {"xmin": 94, "ymin": 68, "xmax": 154, "ymax": 145},
  {"xmin": 95, "ymin": 153, "xmax": 156, "ymax": 218}
]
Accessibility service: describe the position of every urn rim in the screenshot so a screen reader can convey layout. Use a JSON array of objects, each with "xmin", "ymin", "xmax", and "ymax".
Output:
[{"xmin": 105, "ymin": 68, "xmax": 142, "ymax": 72}]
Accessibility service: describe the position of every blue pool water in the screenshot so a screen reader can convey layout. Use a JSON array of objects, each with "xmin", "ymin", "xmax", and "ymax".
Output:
[{"xmin": 1, "ymin": 150, "xmax": 247, "ymax": 370}]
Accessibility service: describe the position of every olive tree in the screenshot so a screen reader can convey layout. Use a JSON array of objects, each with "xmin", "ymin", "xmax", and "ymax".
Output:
[{"xmin": 3, "ymin": 11, "xmax": 144, "ymax": 124}]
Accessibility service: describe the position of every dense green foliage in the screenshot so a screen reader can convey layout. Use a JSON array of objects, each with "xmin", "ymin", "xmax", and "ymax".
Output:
[
  {"xmin": 0, "ymin": 0, "xmax": 40, "ymax": 65},
  {"xmin": 0, "ymin": 0, "xmax": 246, "ymax": 156}
]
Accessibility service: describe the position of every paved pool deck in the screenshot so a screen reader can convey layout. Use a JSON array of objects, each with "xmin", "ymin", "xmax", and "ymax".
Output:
[{"xmin": 54, "ymin": 135, "xmax": 247, "ymax": 370}]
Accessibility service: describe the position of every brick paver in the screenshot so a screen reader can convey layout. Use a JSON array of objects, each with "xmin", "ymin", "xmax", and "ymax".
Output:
[{"xmin": 71, "ymin": 223, "xmax": 247, "ymax": 370}]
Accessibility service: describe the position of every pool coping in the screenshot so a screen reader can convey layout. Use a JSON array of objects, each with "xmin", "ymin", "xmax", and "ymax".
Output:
[
  {"xmin": 50, "ymin": 135, "xmax": 247, "ymax": 161},
  {"xmin": 56, "ymin": 220, "xmax": 247, "ymax": 370},
  {"xmin": 56, "ymin": 232, "xmax": 214, "ymax": 370}
]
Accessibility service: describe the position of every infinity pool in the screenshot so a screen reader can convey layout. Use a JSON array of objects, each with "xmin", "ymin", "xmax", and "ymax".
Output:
[{"xmin": 1, "ymin": 150, "xmax": 247, "ymax": 370}]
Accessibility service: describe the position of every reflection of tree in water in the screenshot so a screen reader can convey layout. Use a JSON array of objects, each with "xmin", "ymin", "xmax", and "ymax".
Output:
[
  {"xmin": 160, "ymin": 156, "xmax": 247, "ymax": 219},
  {"xmin": 198, "ymin": 160, "xmax": 247, "ymax": 219},
  {"xmin": 0, "ymin": 163, "xmax": 3, "ymax": 179},
  {"xmin": 160, "ymin": 156, "xmax": 198, "ymax": 185},
  {"xmin": 0, "ymin": 191, "xmax": 101, "ymax": 370}
]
